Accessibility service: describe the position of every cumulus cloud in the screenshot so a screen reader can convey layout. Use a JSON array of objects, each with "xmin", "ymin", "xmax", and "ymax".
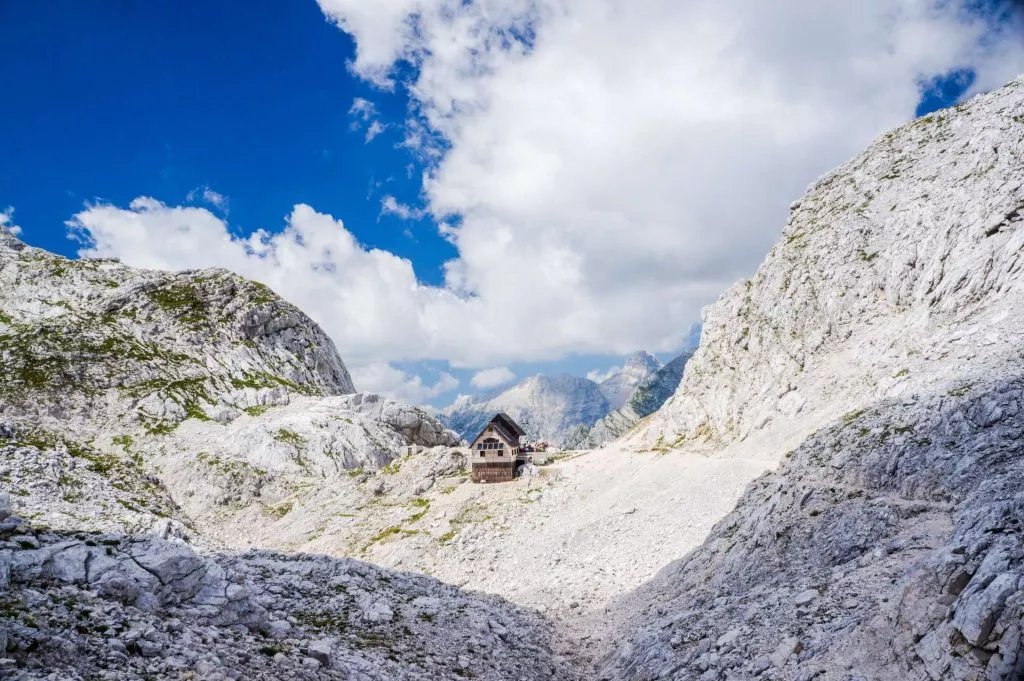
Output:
[
  {"xmin": 0, "ymin": 207, "xmax": 21, "ymax": 236},
  {"xmin": 67, "ymin": 198, "xmax": 449, "ymax": 366},
  {"xmin": 67, "ymin": 2, "xmax": 1024, "ymax": 394},
  {"xmin": 349, "ymin": 363, "xmax": 458, "ymax": 403},
  {"xmin": 313, "ymin": 0, "xmax": 1024, "ymax": 362},
  {"xmin": 471, "ymin": 367, "xmax": 516, "ymax": 389}
]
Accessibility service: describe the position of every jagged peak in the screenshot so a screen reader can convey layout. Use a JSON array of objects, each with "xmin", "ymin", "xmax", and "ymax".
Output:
[{"xmin": 620, "ymin": 350, "xmax": 661, "ymax": 372}]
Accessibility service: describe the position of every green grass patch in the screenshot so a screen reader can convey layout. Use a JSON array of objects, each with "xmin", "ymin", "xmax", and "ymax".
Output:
[
  {"xmin": 364, "ymin": 525, "xmax": 420, "ymax": 551},
  {"xmin": 841, "ymin": 409, "xmax": 865, "ymax": 424},
  {"xmin": 147, "ymin": 281, "xmax": 209, "ymax": 327},
  {"xmin": 407, "ymin": 498, "xmax": 430, "ymax": 522},
  {"xmin": 273, "ymin": 428, "xmax": 306, "ymax": 447},
  {"xmin": 265, "ymin": 500, "xmax": 294, "ymax": 520}
]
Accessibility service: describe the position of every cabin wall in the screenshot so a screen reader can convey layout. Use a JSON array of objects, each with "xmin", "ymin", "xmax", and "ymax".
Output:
[
  {"xmin": 470, "ymin": 421, "xmax": 524, "ymax": 483},
  {"xmin": 471, "ymin": 461, "xmax": 515, "ymax": 483},
  {"xmin": 470, "ymin": 426, "xmax": 516, "ymax": 463}
]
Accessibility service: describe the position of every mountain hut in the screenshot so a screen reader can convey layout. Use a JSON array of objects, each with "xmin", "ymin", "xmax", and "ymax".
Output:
[{"xmin": 470, "ymin": 412, "xmax": 528, "ymax": 483}]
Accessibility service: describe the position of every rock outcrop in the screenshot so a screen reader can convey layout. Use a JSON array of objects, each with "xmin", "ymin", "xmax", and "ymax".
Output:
[
  {"xmin": 0, "ymin": 514, "xmax": 568, "ymax": 680},
  {"xmin": 0, "ymin": 422, "xmax": 190, "ymax": 539},
  {"xmin": 631, "ymin": 77, "xmax": 1024, "ymax": 453},
  {"xmin": 600, "ymin": 76, "xmax": 1024, "ymax": 680},
  {"xmin": 0, "ymin": 238, "xmax": 353, "ymax": 437},
  {"xmin": 603, "ymin": 377, "xmax": 1024, "ymax": 681}
]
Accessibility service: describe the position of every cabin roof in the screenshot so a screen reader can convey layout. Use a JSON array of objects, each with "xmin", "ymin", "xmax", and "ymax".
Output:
[
  {"xmin": 471, "ymin": 412, "xmax": 526, "ymax": 445},
  {"xmin": 493, "ymin": 412, "xmax": 526, "ymax": 436}
]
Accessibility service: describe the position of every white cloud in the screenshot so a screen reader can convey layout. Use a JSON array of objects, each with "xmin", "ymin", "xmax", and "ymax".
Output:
[
  {"xmin": 365, "ymin": 120, "xmax": 386, "ymax": 142},
  {"xmin": 349, "ymin": 97, "xmax": 377, "ymax": 120},
  {"xmin": 471, "ymin": 367, "xmax": 516, "ymax": 389},
  {"xmin": 186, "ymin": 186, "xmax": 230, "ymax": 214},
  {"xmin": 380, "ymin": 195, "xmax": 425, "ymax": 220},
  {"xmin": 66, "ymin": 2, "xmax": 1024, "ymax": 390},
  {"xmin": 312, "ymin": 0, "xmax": 1024, "ymax": 363},
  {"xmin": 586, "ymin": 367, "xmax": 620, "ymax": 385},
  {"xmin": 67, "ymin": 198, "xmax": 447, "ymax": 365},
  {"xmin": 350, "ymin": 363, "xmax": 458, "ymax": 404},
  {"xmin": 0, "ymin": 207, "xmax": 21, "ymax": 236},
  {"xmin": 349, "ymin": 97, "xmax": 388, "ymax": 142}
]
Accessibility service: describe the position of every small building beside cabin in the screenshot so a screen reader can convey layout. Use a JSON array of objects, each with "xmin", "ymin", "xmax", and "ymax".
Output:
[{"xmin": 470, "ymin": 412, "xmax": 528, "ymax": 483}]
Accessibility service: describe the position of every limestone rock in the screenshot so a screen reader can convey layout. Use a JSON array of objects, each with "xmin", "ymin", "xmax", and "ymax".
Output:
[
  {"xmin": 602, "ymin": 76, "xmax": 1024, "ymax": 681},
  {"xmin": 0, "ymin": 528, "xmax": 568, "ymax": 680},
  {"xmin": 442, "ymin": 373, "xmax": 611, "ymax": 445},
  {"xmin": 630, "ymin": 76, "xmax": 1024, "ymax": 454},
  {"xmin": 583, "ymin": 350, "xmax": 693, "ymax": 448}
]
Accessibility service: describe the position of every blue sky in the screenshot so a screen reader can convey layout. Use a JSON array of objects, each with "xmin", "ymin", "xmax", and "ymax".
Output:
[
  {"xmin": 0, "ymin": 1, "xmax": 452, "ymax": 284},
  {"xmin": 1, "ymin": 1, "xmax": 1020, "ymax": 406}
]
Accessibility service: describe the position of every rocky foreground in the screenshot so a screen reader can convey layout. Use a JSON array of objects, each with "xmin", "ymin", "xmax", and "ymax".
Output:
[
  {"xmin": 0, "ymin": 498, "xmax": 567, "ymax": 680},
  {"xmin": 601, "ymin": 376, "xmax": 1023, "ymax": 680}
]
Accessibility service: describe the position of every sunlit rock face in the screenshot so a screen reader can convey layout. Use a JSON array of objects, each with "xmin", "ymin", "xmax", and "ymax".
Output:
[
  {"xmin": 633, "ymin": 76, "xmax": 1024, "ymax": 455},
  {"xmin": 604, "ymin": 76, "xmax": 1024, "ymax": 681}
]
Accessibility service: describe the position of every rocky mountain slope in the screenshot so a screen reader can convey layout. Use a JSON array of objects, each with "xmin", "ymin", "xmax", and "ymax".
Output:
[
  {"xmin": 0, "ymin": 231, "xmax": 459, "ymax": 533},
  {"xmin": 570, "ymin": 350, "xmax": 692, "ymax": 448},
  {"xmin": 602, "ymin": 376, "xmax": 1024, "ymax": 681},
  {"xmin": 595, "ymin": 351, "xmax": 662, "ymax": 411},
  {"xmin": 630, "ymin": 76, "xmax": 1024, "ymax": 456},
  {"xmin": 0, "ymin": 229, "xmax": 352, "ymax": 435},
  {"xmin": 0, "ymin": 496, "xmax": 569, "ymax": 681},
  {"xmin": 596, "ymin": 76, "xmax": 1024, "ymax": 679},
  {"xmin": 441, "ymin": 373, "xmax": 612, "ymax": 444},
  {"xmin": 442, "ymin": 353, "xmax": 663, "ymax": 445}
]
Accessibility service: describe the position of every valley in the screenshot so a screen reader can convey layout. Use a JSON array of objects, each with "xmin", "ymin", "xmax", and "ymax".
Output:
[{"xmin": 2, "ymin": 73, "xmax": 1024, "ymax": 681}]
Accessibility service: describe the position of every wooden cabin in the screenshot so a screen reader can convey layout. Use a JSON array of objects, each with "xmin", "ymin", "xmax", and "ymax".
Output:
[{"xmin": 470, "ymin": 412, "xmax": 528, "ymax": 483}]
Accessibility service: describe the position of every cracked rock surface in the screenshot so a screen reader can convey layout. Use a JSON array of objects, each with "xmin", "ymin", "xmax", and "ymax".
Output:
[
  {"xmin": 601, "ymin": 376, "xmax": 1024, "ymax": 681},
  {"xmin": 0, "ymin": 522, "xmax": 569, "ymax": 681}
]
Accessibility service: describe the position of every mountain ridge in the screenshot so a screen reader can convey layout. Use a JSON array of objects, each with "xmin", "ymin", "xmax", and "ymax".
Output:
[{"xmin": 440, "ymin": 352, "xmax": 669, "ymax": 444}]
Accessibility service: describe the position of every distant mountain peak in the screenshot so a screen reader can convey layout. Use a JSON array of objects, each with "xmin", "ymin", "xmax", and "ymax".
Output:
[
  {"xmin": 440, "ymin": 351, "xmax": 665, "ymax": 444},
  {"xmin": 597, "ymin": 351, "xmax": 663, "ymax": 411}
]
